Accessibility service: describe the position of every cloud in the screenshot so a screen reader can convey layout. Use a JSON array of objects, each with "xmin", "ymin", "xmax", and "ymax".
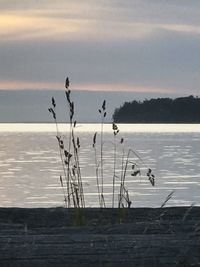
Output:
[
  {"xmin": 0, "ymin": 14, "xmax": 89, "ymax": 42},
  {"xmin": 1, "ymin": 0, "xmax": 200, "ymax": 42},
  {"xmin": 0, "ymin": 0, "xmax": 200, "ymax": 95},
  {"xmin": 0, "ymin": 80, "xmax": 63, "ymax": 90},
  {"xmin": 1, "ymin": 27, "xmax": 200, "ymax": 94}
]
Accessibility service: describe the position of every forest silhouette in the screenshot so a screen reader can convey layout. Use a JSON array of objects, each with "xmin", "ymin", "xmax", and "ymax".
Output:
[{"xmin": 113, "ymin": 95, "xmax": 200, "ymax": 123}]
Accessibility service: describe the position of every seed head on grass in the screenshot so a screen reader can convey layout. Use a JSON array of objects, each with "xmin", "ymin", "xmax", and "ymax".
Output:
[
  {"xmin": 52, "ymin": 97, "xmax": 56, "ymax": 108},
  {"xmin": 147, "ymin": 168, "xmax": 155, "ymax": 186},
  {"xmin": 60, "ymin": 175, "xmax": 64, "ymax": 187},
  {"xmin": 93, "ymin": 132, "xmax": 97, "ymax": 148},
  {"xmin": 76, "ymin": 137, "xmax": 80, "ymax": 149},
  {"xmin": 112, "ymin": 122, "xmax": 119, "ymax": 136},
  {"xmin": 65, "ymin": 77, "xmax": 70, "ymax": 89},
  {"xmin": 48, "ymin": 108, "xmax": 56, "ymax": 120},
  {"xmin": 102, "ymin": 100, "xmax": 106, "ymax": 110}
]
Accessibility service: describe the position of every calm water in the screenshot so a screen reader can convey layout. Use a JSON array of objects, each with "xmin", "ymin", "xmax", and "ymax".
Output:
[{"xmin": 0, "ymin": 123, "xmax": 200, "ymax": 208}]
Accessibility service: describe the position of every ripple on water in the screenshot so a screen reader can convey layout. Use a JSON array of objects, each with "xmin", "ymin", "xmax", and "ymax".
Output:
[{"xmin": 0, "ymin": 128, "xmax": 199, "ymax": 207}]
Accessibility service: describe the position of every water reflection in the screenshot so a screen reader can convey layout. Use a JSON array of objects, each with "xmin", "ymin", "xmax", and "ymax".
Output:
[{"xmin": 0, "ymin": 124, "xmax": 199, "ymax": 207}]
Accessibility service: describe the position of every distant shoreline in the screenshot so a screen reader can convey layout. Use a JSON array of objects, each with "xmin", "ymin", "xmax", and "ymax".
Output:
[{"xmin": 113, "ymin": 95, "xmax": 200, "ymax": 123}]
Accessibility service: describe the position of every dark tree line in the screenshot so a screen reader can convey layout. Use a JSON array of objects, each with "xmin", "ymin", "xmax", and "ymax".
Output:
[{"xmin": 113, "ymin": 95, "xmax": 200, "ymax": 123}]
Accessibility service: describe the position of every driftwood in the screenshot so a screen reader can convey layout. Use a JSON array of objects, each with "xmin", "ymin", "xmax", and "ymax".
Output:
[{"xmin": 0, "ymin": 207, "xmax": 199, "ymax": 266}]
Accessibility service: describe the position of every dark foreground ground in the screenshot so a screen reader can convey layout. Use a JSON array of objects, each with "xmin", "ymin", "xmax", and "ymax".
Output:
[{"xmin": 0, "ymin": 207, "xmax": 199, "ymax": 266}]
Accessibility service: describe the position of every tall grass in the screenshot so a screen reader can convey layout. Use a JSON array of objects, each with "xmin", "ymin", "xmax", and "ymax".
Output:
[
  {"xmin": 49, "ymin": 78, "xmax": 85, "ymax": 208},
  {"xmin": 49, "ymin": 77, "xmax": 155, "ymax": 209}
]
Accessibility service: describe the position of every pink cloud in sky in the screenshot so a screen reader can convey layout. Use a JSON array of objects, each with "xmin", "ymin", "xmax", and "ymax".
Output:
[{"xmin": 0, "ymin": 79, "xmax": 174, "ymax": 94}]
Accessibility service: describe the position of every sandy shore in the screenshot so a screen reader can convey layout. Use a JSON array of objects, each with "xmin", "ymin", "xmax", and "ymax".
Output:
[{"xmin": 0, "ymin": 207, "xmax": 199, "ymax": 266}]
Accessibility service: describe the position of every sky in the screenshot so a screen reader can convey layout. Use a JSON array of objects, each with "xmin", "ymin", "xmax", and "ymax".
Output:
[{"xmin": 1, "ymin": 0, "xmax": 200, "ymax": 95}]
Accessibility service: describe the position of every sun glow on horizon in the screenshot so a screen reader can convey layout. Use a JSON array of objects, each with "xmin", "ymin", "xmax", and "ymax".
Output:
[{"xmin": 0, "ymin": 80, "xmax": 175, "ymax": 94}]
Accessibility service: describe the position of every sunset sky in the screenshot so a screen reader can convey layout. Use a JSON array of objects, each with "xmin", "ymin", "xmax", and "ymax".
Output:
[{"xmin": 1, "ymin": 0, "xmax": 200, "ymax": 94}]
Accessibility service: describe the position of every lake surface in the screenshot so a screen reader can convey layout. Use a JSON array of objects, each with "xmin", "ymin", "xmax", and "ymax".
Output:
[{"xmin": 0, "ymin": 123, "xmax": 200, "ymax": 208}]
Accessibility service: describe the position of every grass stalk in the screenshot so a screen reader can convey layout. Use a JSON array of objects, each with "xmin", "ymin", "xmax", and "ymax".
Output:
[
  {"xmin": 161, "ymin": 190, "xmax": 175, "ymax": 208},
  {"xmin": 112, "ymin": 123, "xmax": 119, "ymax": 208},
  {"xmin": 118, "ymin": 139, "xmax": 125, "ymax": 208},
  {"xmin": 49, "ymin": 98, "xmax": 70, "ymax": 207},
  {"xmin": 93, "ymin": 132, "xmax": 101, "ymax": 207},
  {"xmin": 112, "ymin": 134, "xmax": 116, "ymax": 208},
  {"xmin": 99, "ymin": 100, "xmax": 106, "ymax": 208},
  {"xmin": 49, "ymin": 77, "xmax": 86, "ymax": 208}
]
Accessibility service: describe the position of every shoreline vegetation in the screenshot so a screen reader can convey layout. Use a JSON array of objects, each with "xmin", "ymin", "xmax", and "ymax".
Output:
[
  {"xmin": 113, "ymin": 95, "xmax": 200, "ymax": 123},
  {"xmin": 0, "ymin": 207, "xmax": 199, "ymax": 266},
  {"xmin": 48, "ymin": 77, "xmax": 155, "ymax": 209}
]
